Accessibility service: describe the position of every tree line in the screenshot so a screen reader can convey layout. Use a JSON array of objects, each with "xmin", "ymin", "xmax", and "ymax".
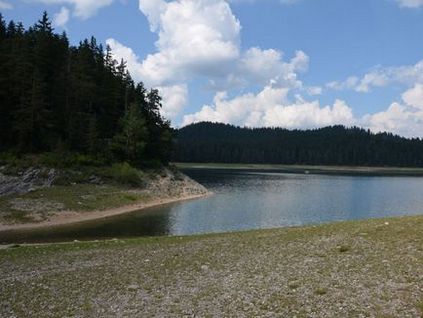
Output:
[
  {"xmin": 0, "ymin": 12, "xmax": 172, "ymax": 166},
  {"xmin": 174, "ymin": 122, "xmax": 423, "ymax": 167}
]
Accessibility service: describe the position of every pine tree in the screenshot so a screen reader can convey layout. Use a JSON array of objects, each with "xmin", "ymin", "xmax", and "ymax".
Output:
[{"xmin": 112, "ymin": 103, "xmax": 148, "ymax": 164}]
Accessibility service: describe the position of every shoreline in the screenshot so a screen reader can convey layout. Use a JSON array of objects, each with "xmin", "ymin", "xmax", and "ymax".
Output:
[
  {"xmin": 175, "ymin": 162, "xmax": 423, "ymax": 176},
  {"xmin": 1, "ymin": 215, "xmax": 422, "ymax": 316},
  {"xmin": 0, "ymin": 192, "xmax": 209, "ymax": 233}
]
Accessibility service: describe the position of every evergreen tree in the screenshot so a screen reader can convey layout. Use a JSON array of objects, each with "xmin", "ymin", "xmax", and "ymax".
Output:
[
  {"xmin": 174, "ymin": 122, "xmax": 423, "ymax": 167},
  {"xmin": 112, "ymin": 103, "xmax": 148, "ymax": 164},
  {"xmin": 0, "ymin": 13, "xmax": 173, "ymax": 166}
]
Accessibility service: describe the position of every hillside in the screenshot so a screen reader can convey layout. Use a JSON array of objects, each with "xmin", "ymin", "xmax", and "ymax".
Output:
[
  {"xmin": 174, "ymin": 122, "xmax": 423, "ymax": 167},
  {"xmin": 0, "ymin": 13, "xmax": 171, "ymax": 166}
]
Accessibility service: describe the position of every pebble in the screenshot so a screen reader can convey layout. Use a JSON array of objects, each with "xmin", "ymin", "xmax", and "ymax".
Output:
[
  {"xmin": 201, "ymin": 265, "xmax": 209, "ymax": 271},
  {"xmin": 128, "ymin": 285, "xmax": 139, "ymax": 291}
]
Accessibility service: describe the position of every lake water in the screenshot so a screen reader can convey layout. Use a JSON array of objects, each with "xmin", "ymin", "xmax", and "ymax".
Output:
[{"xmin": 2, "ymin": 168, "xmax": 423, "ymax": 243}]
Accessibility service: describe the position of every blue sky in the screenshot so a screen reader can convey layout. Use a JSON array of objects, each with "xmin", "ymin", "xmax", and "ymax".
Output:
[{"xmin": 3, "ymin": 0, "xmax": 423, "ymax": 137}]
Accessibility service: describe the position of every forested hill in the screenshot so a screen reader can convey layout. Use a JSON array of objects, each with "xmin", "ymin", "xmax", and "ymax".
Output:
[
  {"xmin": 174, "ymin": 122, "xmax": 423, "ymax": 167},
  {"xmin": 0, "ymin": 13, "xmax": 172, "ymax": 166}
]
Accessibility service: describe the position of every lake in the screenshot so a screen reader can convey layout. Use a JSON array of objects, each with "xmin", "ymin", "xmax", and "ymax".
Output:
[{"xmin": 2, "ymin": 168, "xmax": 423, "ymax": 243}]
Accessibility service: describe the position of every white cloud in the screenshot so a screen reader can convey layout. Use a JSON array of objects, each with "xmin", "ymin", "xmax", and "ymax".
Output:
[
  {"xmin": 53, "ymin": 6, "xmax": 70, "ymax": 28},
  {"xmin": 401, "ymin": 83, "xmax": 423, "ymax": 109},
  {"xmin": 106, "ymin": 38, "xmax": 145, "ymax": 82},
  {"xmin": 396, "ymin": 0, "xmax": 423, "ymax": 8},
  {"xmin": 236, "ymin": 48, "xmax": 308, "ymax": 89},
  {"xmin": 183, "ymin": 83, "xmax": 423, "ymax": 138},
  {"xmin": 183, "ymin": 86, "xmax": 355, "ymax": 128},
  {"xmin": 363, "ymin": 84, "xmax": 423, "ymax": 137},
  {"xmin": 138, "ymin": 0, "xmax": 241, "ymax": 86},
  {"xmin": 306, "ymin": 86, "xmax": 323, "ymax": 96},
  {"xmin": 326, "ymin": 76, "xmax": 359, "ymax": 91},
  {"xmin": 105, "ymin": 0, "xmax": 423, "ymax": 138},
  {"xmin": 105, "ymin": 0, "xmax": 310, "ymax": 123},
  {"xmin": 0, "ymin": 1, "xmax": 12, "ymax": 9},
  {"xmin": 327, "ymin": 60, "xmax": 423, "ymax": 93},
  {"xmin": 157, "ymin": 84, "xmax": 188, "ymax": 120},
  {"xmin": 135, "ymin": 0, "xmax": 309, "ymax": 88},
  {"xmin": 34, "ymin": 0, "xmax": 114, "ymax": 19},
  {"xmin": 106, "ymin": 39, "xmax": 188, "ymax": 122}
]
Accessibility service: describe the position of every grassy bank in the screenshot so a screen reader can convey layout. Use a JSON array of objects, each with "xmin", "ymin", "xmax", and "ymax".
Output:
[
  {"xmin": 175, "ymin": 162, "xmax": 423, "ymax": 176},
  {"xmin": 1, "ymin": 215, "xmax": 422, "ymax": 317},
  {"xmin": 0, "ymin": 184, "xmax": 148, "ymax": 224},
  {"xmin": 0, "ymin": 162, "xmax": 150, "ymax": 224},
  {"xmin": 0, "ymin": 162, "xmax": 207, "ymax": 227}
]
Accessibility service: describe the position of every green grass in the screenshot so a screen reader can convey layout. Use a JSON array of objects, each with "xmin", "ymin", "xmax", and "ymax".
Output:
[
  {"xmin": 25, "ymin": 184, "xmax": 148, "ymax": 211},
  {"xmin": 0, "ymin": 158, "xmax": 161, "ymax": 224},
  {"xmin": 0, "ymin": 184, "xmax": 149, "ymax": 224},
  {"xmin": 99, "ymin": 162, "xmax": 145, "ymax": 187}
]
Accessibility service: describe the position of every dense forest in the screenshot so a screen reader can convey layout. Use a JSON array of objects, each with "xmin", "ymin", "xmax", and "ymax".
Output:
[
  {"xmin": 174, "ymin": 122, "xmax": 423, "ymax": 167},
  {"xmin": 0, "ymin": 13, "xmax": 172, "ymax": 166}
]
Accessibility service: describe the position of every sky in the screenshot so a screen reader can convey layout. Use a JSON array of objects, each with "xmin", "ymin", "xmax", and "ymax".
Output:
[{"xmin": 3, "ymin": 0, "xmax": 423, "ymax": 137}]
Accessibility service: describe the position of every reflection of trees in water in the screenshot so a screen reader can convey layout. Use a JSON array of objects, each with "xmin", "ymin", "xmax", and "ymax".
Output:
[{"xmin": 0, "ymin": 212, "xmax": 171, "ymax": 244}]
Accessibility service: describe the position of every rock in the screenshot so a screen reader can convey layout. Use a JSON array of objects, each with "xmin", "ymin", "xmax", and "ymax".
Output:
[
  {"xmin": 0, "ymin": 167, "xmax": 57, "ymax": 196},
  {"xmin": 127, "ymin": 284, "xmax": 139, "ymax": 291},
  {"xmin": 201, "ymin": 265, "xmax": 209, "ymax": 271},
  {"xmin": 88, "ymin": 175, "xmax": 102, "ymax": 184}
]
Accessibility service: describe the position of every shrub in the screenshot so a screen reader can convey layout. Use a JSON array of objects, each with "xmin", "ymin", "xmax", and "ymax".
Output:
[{"xmin": 105, "ymin": 162, "xmax": 145, "ymax": 187}]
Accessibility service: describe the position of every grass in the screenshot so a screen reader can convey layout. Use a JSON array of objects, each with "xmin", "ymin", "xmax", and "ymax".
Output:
[
  {"xmin": 99, "ymin": 162, "xmax": 145, "ymax": 187},
  {"xmin": 0, "ymin": 184, "xmax": 148, "ymax": 224},
  {"xmin": 174, "ymin": 162, "xmax": 423, "ymax": 176},
  {"xmin": 0, "ymin": 159, "xmax": 158, "ymax": 224},
  {"xmin": 0, "ymin": 215, "xmax": 422, "ymax": 317},
  {"xmin": 24, "ymin": 184, "xmax": 147, "ymax": 211}
]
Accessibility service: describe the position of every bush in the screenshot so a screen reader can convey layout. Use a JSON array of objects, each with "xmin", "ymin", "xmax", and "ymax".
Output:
[{"xmin": 105, "ymin": 162, "xmax": 145, "ymax": 187}]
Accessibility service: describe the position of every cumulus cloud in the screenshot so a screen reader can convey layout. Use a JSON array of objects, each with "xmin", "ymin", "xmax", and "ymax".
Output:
[
  {"xmin": 0, "ymin": 1, "xmax": 12, "ymax": 9},
  {"xmin": 105, "ymin": 0, "xmax": 310, "ymax": 122},
  {"xmin": 135, "ymin": 0, "xmax": 309, "ymax": 89},
  {"xmin": 183, "ymin": 86, "xmax": 355, "ymax": 128},
  {"xmin": 183, "ymin": 83, "xmax": 423, "ymax": 138},
  {"xmin": 363, "ymin": 84, "xmax": 423, "ymax": 137},
  {"xmin": 396, "ymin": 0, "xmax": 423, "ymax": 8},
  {"xmin": 157, "ymin": 84, "xmax": 188, "ymax": 120},
  {"xmin": 53, "ymin": 6, "xmax": 70, "ymax": 28},
  {"xmin": 105, "ymin": 0, "xmax": 423, "ymax": 137},
  {"xmin": 138, "ymin": 0, "xmax": 241, "ymax": 86},
  {"xmin": 402, "ymin": 83, "xmax": 423, "ymax": 109},
  {"xmin": 34, "ymin": 0, "xmax": 114, "ymax": 19},
  {"xmin": 106, "ymin": 38, "xmax": 188, "ymax": 121}
]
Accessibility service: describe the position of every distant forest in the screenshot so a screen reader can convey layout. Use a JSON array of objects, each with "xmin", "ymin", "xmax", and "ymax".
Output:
[
  {"xmin": 0, "ymin": 13, "xmax": 172, "ymax": 166},
  {"xmin": 174, "ymin": 122, "xmax": 423, "ymax": 167}
]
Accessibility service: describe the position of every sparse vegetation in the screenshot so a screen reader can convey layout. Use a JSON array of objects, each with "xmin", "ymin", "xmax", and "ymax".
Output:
[
  {"xmin": 102, "ymin": 162, "xmax": 145, "ymax": 187},
  {"xmin": 0, "ymin": 184, "xmax": 148, "ymax": 224},
  {"xmin": 1, "ymin": 215, "xmax": 422, "ymax": 317},
  {"xmin": 338, "ymin": 245, "xmax": 350, "ymax": 253}
]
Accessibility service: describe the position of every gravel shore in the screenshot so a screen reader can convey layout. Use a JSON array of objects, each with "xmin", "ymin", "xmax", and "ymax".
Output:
[{"xmin": 1, "ymin": 215, "xmax": 422, "ymax": 317}]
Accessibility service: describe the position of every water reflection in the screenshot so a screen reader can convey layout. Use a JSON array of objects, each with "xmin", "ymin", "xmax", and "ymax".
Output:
[{"xmin": 1, "ymin": 169, "xmax": 423, "ymax": 243}]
